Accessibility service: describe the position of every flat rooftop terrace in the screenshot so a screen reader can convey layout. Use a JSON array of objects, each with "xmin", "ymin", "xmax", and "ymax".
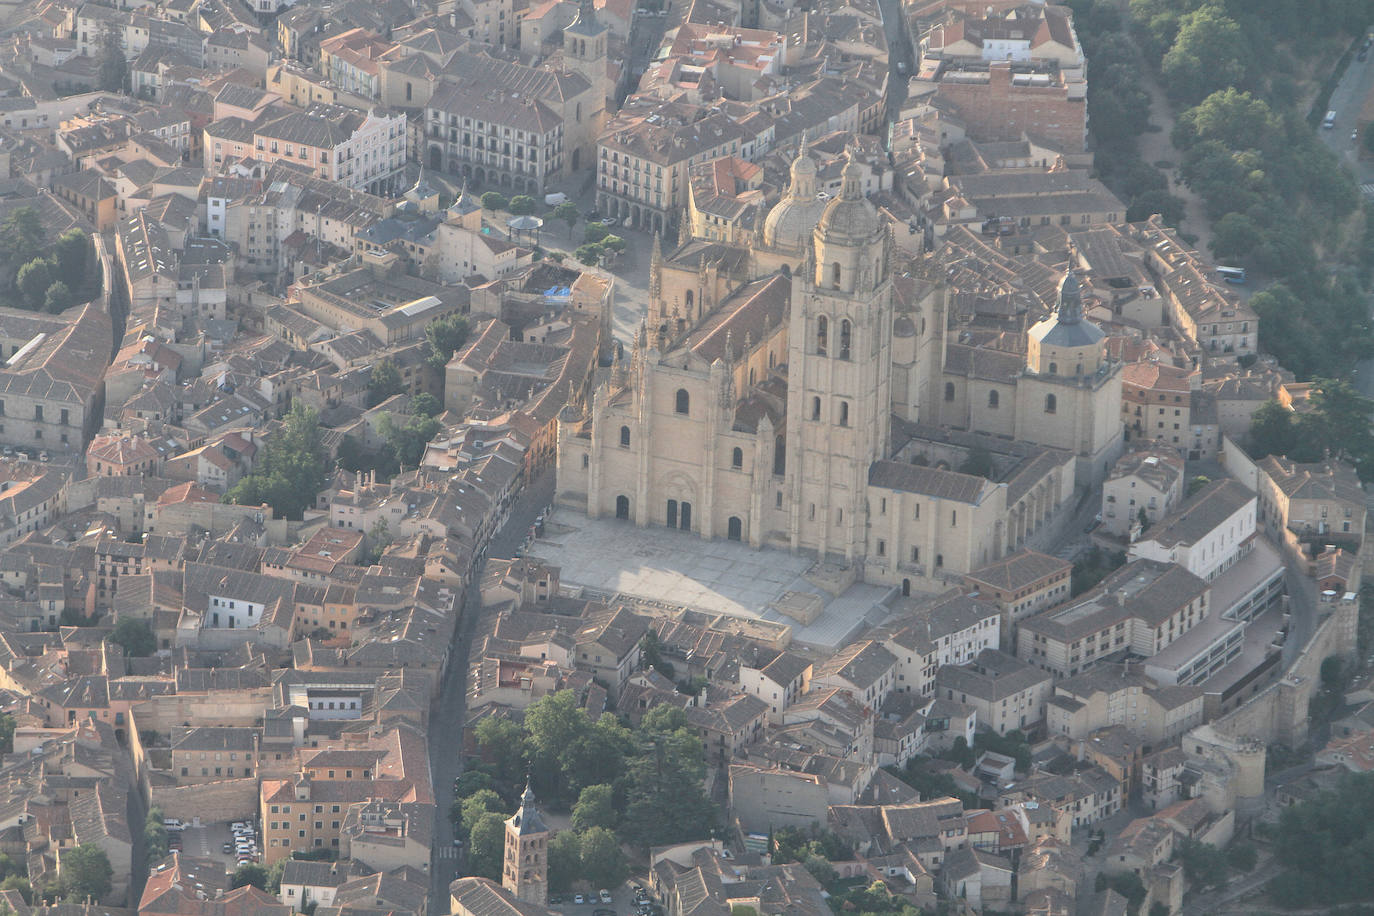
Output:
[{"xmin": 531, "ymin": 509, "xmax": 892, "ymax": 650}]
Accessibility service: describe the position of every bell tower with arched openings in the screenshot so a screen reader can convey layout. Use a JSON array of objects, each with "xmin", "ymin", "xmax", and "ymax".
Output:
[
  {"xmin": 784, "ymin": 153, "xmax": 895, "ymax": 564},
  {"xmin": 562, "ymin": 0, "xmax": 609, "ymax": 171},
  {"xmin": 502, "ymin": 783, "xmax": 549, "ymax": 905}
]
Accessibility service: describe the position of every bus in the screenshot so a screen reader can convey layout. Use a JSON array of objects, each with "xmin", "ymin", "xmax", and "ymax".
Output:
[{"xmin": 1216, "ymin": 266, "xmax": 1246, "ymax": 284}]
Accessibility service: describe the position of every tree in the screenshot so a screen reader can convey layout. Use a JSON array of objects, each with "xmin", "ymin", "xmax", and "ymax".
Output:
[
  {"xmin": 571, "ymin": 784, "xmax": 617, "ymax": 832},
  {"xmin": 0, "ymin": 713, "xmax": 13, "ymax": 755},
  {"xmin": 509, "ymin": 195, "xmax": 536, "ymax": 216},
  {"xmin": 554, "ymin": 201, "xmax": 580, "ymax": 239},
  {"xmin": 144, "ymin": 807, "xmax": 169, "ymax": 860},
  {"xmin": 474, "ymin": 716, "xmax": 527, "ymax": 782},
  {"xmin": 1248, "ymin": 399, "xmax": 1297, "ymax": 458},
  {"xmin": 459, "ymin": 789, "xmax": 504, "ymax": 835},
  {"xmin": 467, "ymin": 812, "xmax": 505, "ymax": 880},
  {"xmin": 425, "ymin": 313, "xmax": 471, "ymax": 369},
  {"xmin": 61, "ymin": 844, "xmax": 112, "ymax": 902},
  {"xmin": 579, "ymin": 826, "xmax": 628, "ymax": 889},
  {"xmin": 111, "ymin": 617, "xmax": 155, "ymax": 656},
  {"xmin": 1176, "ymin": 838, "xmax": 1230, "ymax": 890},
  {"xmin": 97, "ymin": 26, "xmax": 128, "ymax": 93},
  {"xmin": 1187, "ymin": 475, "xmax": 1210, "ymax": 497},
  {"xmin": 480, "ymin": 192, "xmax": 508, "ymax": 212},
  {"xmin": 1160, "ymin": 7, "xmax": 1253, "ymax": 106},
  {"xmin": 367, "ymin": 358, "xmax": 405, "ymax": 408},
  {"xmin": 266, "ymin": 860, "xmax": 286, "ymax": 895},
  {"xmin": 224, "ymin": 404, "xmax": 328, "ymax": 520},
  {"xmin": 575, "ymin": 244, "xmax": 604, "ymax": 266},
  {"xmin": 548, "ymin": 831, "xmax": 581, "ymax": 893},
  {"xmin": 583, "ymin": 222, "xmax": 609, "ymax": 244},
  {"xmin": 622, "ymin": 715, "xmax": 716, "ymax": 848},
  {"xmin": 454, "ymin": 770, "xmax": 495, "ymax": 798},
  {"xmin": 43, "ymin": 281, "xmax": 72, "ymax": 314},
  {"xmin": 411, "ymin": 392, "xmax": 441, "ymax": 418},
  {"xmin": 0, "ymin": 207, "xmax": 42, "ymax": 272},
  {"xmin": 54, "ymin": 229, "xmax": 89, "ymax": 289},
  {"xmin": 377, "ymin": 412, "xmax": 441, "ymax": 469},
  {"xmin": 1227, "ymin": 842, "xmax": 1257, "ymax": 872},
  {"xmin": 600, "ymin": 234, "xmax": 626, "ymax": 253},
  {"xmin": 231, "ymin": 864, "xmax": 269, "ymax": 891},
  {"xmin": 1, "ymin": 875, "xmax": 33, "ymax": 904},
  {"xmin": 16, "ymin": 258, "xmax": 54, "ymax": 309}
]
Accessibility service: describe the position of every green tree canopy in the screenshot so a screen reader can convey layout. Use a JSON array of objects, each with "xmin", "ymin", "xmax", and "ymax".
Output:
[
  {"xmin": 411, "ymin": 392, "xmax": 441, "ymax": 418},
  {"xmin": 231, "ymin": 864, "xmax": 269, "ymax": 891},
  {"xmin": 367, "ymin": 358, "xmax": 405, "ymax": 408},
  {"xmin": 554, "ymin": 201, "xmax": 580, "ymax": 239},
  {"xmin": 508, "ymin": 196, "xmax": 536, "ymax": 216},
  {"xmin": 458, "ymin": 789, "xmax": 504, "ymax": 835},
  {"xmin": 480, "ymin": 192, "xmax": 508, "ymax": 212},
  {"xmin": 16, "ymin": 258, "xmax": 55, "ymax": 310},
  {"xmin": 571, "ymin": 784, "xmax": 617, "ymax": 832},
  {"xmin": 224, "ymin": 404, "xmax": 328, "ymax": 519},
  {"xmin": 467, "ymin": 812, "xmax": 506, "ymax": 880},
  {"xmin": 548, "ymin": 831, "xmax": 581, "ymax": 892},
  {"xmin": 111, "ymin": 617, "xmax": 155, "ymax": 656},
  {"xmin": 377, "ymin": 412, "xmax": 441, "ymax": 469},
  {"xmin": 61, "ymin": 844, "xmax": 112, "ymax": 902},
  {"xmin": 97, "ymin": 26, "xmax": 127, "ymax": 93},
  {"xmin": 425, "ymin": 313, "xmax": 471, "ymax": 369},
  {"xmin": 579, "ymin": 826, "xmax": 628, "ymax": 890},
  {"xmin": 1160, "ymin": 5, "xmax": 1253, "ymax": 105},
  {"xmin": 43, "ymin": 281, "xmax": 72, "ymax": 314}
]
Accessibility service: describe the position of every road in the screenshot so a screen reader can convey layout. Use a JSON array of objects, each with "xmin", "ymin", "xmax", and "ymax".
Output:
[
  {"xmin": 1322, "ymin": 36, "xmax": 1374, "ymax": 399},
  {"xmin": 427, "ymin": 470, "xmax": 557, "ymax": 915},
  {"xmin": 875, "ymin": 0, "xmax": 915, "ymax": 126},
  {"xmin": 1317, "ymin": 36, "xmax": 1374, "ymax": 191}
]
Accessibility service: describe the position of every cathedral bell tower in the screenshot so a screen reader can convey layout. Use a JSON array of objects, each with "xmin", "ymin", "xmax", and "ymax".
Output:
[
  {"xmin": 502, "ymin": 783, "xmax": 549, "ymax": 905},
  {"xmin": 562, "ymin": 0, "xmax": 609, "ymax": 171},
  {"xmin": 784, "ymin": 153, "xmax": 893, "ymax": 564}
]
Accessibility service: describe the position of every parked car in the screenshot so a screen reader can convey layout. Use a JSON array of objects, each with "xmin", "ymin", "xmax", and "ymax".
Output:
[
  {"xmin": 600, "ymin": 217, "xmax": 617, "ymax": 227},
  {"xmin": 163, "ymin": 819, "xmax": 184, "ymax": 830},
  {"xmin": 573, "ymin": 895, "xmax": 586, "ymax": 905},
  {"xmin": 598, "ymin": 890, "xmax": 612, "ymax": 904},
  {"xmin": 222, "ymin": 843, "xmax": 234, "ymax": 854}
]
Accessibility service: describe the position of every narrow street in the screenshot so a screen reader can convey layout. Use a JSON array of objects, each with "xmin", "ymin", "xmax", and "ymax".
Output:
[{"xmin": 426, "ymin": 469, "xmax": 556, "ymax": 915}]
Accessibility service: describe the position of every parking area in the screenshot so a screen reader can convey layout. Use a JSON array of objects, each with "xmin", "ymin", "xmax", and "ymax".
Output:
[
  {"xmin": 549, "ymin": 881, "xmax": 659, "ymax": 916},
  {"xmin": 171, "ymin": 821, "xmax": 260, "ymax": 872}
]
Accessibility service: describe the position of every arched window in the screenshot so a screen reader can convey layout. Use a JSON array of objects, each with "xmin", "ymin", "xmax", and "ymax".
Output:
[
  {"xmin": 731, "ymin": 447, "xmax": 743, "ymax": 468},
  {"xmin": 816, "ymin": 316, "xmax": 828, "ymax": 355},
  {"xmin": 811, "ymin": 396, "xmax": 822, "ymax": 420},
  {"xmin": 773, "ymin": 436, "xmax": 785, "ymax": 475},
  {"xmin": 839, "ymin": 401, "xmax": 849, "ymax": 426},
  {"xmin": 944, "ymin": 382, "xmax": 955, "ymax": 402},
  {"xmin": 1048, "ymin": 362, "xmax": 1058, "ymax": 375},
  {"xmin": 831, "ymin": 262, "xmax": 841, "ymax": 289},
  {"xmin": 675, "ymin": 388, "xmax": 690, "ymax": 415},
  {"xmin": 988, "ymin": 390, "xmax": 999, "ymax": 408},
  {"xmin": 616, "ymin": 495, "xmax": 630, "ymax": 519},
  {"xmin": 749, "ymin": 368, "xmax": 756, "ymax": 385},
  {"xmin": 768, "ymin": 351, "xmax": 775, "ymax": 368},
  {"xmin": 1076, "ymin": 363, "xmax": 1083, "ymax": 376},
  {"xmin": 840, "ymin": 319, "xmax": 852, "ymax": 359},
  {"xmin": 1045, "ymin": 394, "xmax": 1057, "ymax": 414},
  {"xmin": 685, "ymin": 289, "xmax": 694, "ymax": 314},
  {"xmin": 619, "ymin": 425, "xmax": 631, "ymax": 447},
  {"xmin": 581, "ymin": 454, "xmax": 589, "ymax": 469}
]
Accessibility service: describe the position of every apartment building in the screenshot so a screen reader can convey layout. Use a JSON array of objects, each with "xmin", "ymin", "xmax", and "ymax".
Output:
[
  {"xmin": 934, "ymin": 648, "xmax": 1052, "ymax": 735},
  {"xmin": 1101, "ymin": 449, "xmax": 1184, "ymax": 539},
  {"xmin": 1018, "ymin": 560, "xmax": 1210, "ymax": 678},
  {"xmin": 255, "ymin": 105, "xmax": 406, "ymax": 195},
  {"xmin": 962, "ymin": 549, "xmax": 1071, "ymax": 644},
  {"xmin": 1256, "ymin": 455, "xmax": 1366, "ymax": 546},
  {"xmin": 1047, "ymin": 663, "xmax": 1205, "ymax": 744},
  {"xmin": 425, "ymin": 81, "xmax": 565, "ymax": 195},
  {"xmin": 597, "ymin": 103, "xmax": 753, "ymax": 235}
]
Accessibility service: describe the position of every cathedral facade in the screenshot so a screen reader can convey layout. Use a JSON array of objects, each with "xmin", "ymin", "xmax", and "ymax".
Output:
[{"xmin": 556, "ymin": 149, "xmax": 1121, "ymax": 591}]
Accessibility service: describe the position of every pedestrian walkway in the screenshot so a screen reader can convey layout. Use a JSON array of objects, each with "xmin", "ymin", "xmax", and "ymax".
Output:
[
  {"xmin": 1361, "ymin": 183, "xmax": 1374, "ymax": 197},
  {"xmin": 436, "ymin": 846, "xmax": 461, "ymax": 860}
]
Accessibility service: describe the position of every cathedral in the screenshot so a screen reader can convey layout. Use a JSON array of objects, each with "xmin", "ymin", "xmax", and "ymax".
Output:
[{"xmin": 556, "ymin": 146, "xmax": 1123, "ymax": 592}]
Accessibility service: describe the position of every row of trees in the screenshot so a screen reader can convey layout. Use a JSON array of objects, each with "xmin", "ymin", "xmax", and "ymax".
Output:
[{"xmin": 1122, "ymin": 0, "xmax": 1374, "ymax": 377}]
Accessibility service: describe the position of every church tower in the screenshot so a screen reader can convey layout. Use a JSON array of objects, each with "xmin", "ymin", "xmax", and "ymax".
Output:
[
  {"xmin": 785, "ymin": 154, "xmax": 893, "ymax": 564},
  {"xmin": 502, "ymin": 784, "xmax": 548, "ymax": 905},
  {"xmin": 562, "ymin": 0, "xmax": 609, "ymax": 171}
]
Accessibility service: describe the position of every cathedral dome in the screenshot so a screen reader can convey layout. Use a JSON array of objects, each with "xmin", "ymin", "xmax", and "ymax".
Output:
[
  {"xmin": 1028, "ymin": 272, "xmax": 1104, "ymax": 349},
  {"xmin": 815, "ymin": 155, "xmax": 879, "ymax": 245},
  {"xmin": 762, "ymin": 147, "xmax": 825, "ymax": 251}
]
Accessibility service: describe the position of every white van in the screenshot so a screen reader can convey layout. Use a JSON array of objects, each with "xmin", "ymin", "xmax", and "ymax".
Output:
[{"xmin": 1324, "ymin": 110, "xmax": 1337, "ymax": 129}]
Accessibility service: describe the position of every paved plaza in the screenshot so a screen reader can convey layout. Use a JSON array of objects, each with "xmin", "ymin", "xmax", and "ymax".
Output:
[{"xmin": 531, "ymin": 509, "xmax": 893, "ymax": 649}]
